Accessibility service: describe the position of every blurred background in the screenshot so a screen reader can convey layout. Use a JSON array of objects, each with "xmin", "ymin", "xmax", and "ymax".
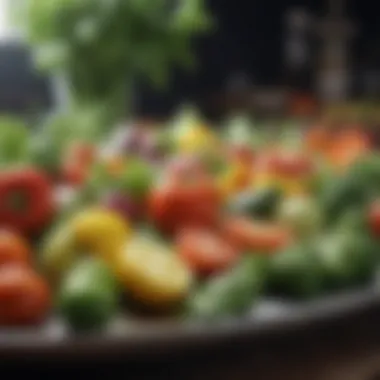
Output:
[{"xmin": 1, "ymin": 0, "xmax": 380, "ymax": 120}]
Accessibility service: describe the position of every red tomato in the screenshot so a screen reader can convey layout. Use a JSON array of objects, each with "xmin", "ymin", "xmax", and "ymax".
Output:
[
  {"xmin": 222, "ymin": 217, "xmax": 292, "ymax": 253},
  {"xmin": 176, "ymin": 229, "xmax": 239, "ymax": 274},
  {"xmin": 257, "ymin": 150, "xmax": 314, "ymax": 178},
  {"xmin": 0, "ymin": 230, "xmax": 30, "ymax": 267},
  {"xmin": 368, "ymin": 201, "xmax": 380, "ymax": 237},
  {"xmin": 149, "ymin": 175, "xmax": 221, "ymax": 235},
  {"xmin": 0, "ymin": 168, "xmax": 55, "ymax": 235},
  {"xmin": 0, "ymin": 265, "xmax": 51, "ymax": 325}
]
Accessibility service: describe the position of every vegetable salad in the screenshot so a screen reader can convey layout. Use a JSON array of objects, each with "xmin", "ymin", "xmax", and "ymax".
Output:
[{"xmin": 0, "ymin": 110, "xmax": 379, "ymax": 331}]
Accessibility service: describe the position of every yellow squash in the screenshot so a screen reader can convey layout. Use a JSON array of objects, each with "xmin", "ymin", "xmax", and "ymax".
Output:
[
  {"xmin": 114, "ymin": 235, "xmax": 192, "ymax": 308},
  {"xmin": 71, "ymin": 208, "xmax": 131, "ymax": 261}
]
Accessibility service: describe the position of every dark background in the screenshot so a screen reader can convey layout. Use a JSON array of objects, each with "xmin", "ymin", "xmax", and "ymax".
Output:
[{"xmin": 1, "ymin": 0, "xmax": 380, "ymax": 117}]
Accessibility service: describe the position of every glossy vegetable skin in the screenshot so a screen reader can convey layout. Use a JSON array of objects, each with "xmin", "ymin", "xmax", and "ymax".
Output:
[
  {"xmin": 176, "ymin": 229, "xmax": 239, "ymax": 275},
  {"xmin": 0, "ymin": 265, "xmax": 51, "ymax": 325},
  {"xmin": 0, "ymin": 168, "xmax": 55, "ymax": 235},
  {"xmin": 71, "ymin": 208, "xmax": 130, "ymax": 259},
  {"xmin": 188, "ymin": 257, "xmax": 268, "ymax": 319},
  {"xmin": 149, "ymin": 175, "xmax": 221, "ymax": 235},
  {"xmin": 115, "ymin": 236, "xmax": 192, "ymax": 308},
  {"xmin": 268, "ymin": 243, "xmax": 323, "ymax": 298},
  {"xmin": 58, "ymin": 258, "xmax": 119, "ymax": 330},
  {"xmin": 316, "ymin": 232, "xmax": 378, "ymax": 290},
  {"xmin": 0, "ymin": 230, "xmax": 31, "ymax": 267},
  {"xmin": 222, "ymin": 217, "xmax": 292, "ymax": 253}
]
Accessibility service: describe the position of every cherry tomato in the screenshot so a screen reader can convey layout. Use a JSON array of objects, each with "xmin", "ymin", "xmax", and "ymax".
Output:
[
  {"xmin": 176, "ymin": 229, "xmax": 239, "ymax": 275},
  {"xmin": 149, "ymin": 175, "xmax": 221, "ymax": 235},
  {"xmin": 0, "ymin": 265, "xmax": 51, "ymax": 325},
  {"xmin": 0, "ymin": 230, "xmax": 30, "ymax": 267},
  {"xmin": 222, "ymin": 217, "xmax": 292, "ymax": 254},
  {"xmin": 368, "ymin": 201, "xmax": 380, "ymax": 237}
]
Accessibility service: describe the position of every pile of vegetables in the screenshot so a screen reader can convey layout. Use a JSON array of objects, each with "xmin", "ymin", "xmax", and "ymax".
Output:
[{"xmin": 1, "ymin": 108, "xmax": 380, "ymax": 331}]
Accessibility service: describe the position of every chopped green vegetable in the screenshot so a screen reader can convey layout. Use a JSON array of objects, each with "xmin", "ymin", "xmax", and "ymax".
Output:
[
  {"xmin": 268, "ymin": 243, "xmax": 323, "ymax": 299},
  {"xmin": 316, "ymin": 231, "xmax": 378, "ymax": 290},
  {"xmin": 188, "ymin": 256, "xmax": 268, "ymax": 319},
  {"xmin": 58, "ymin": 258, "xmax": 119, "ymax": 330}
]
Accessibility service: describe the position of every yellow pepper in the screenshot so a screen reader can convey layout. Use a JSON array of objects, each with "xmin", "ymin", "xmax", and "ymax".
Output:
[
  {"xmin": 40, "ymin": 209, "xmax": 130, "ymax": 286},
  {"xmin": 71, "ymin": 208, "xmax": 131, "ymax": 261},
  {"xmin": 114, "ymin": 235, "xmax": 192, "ymax": 308}
]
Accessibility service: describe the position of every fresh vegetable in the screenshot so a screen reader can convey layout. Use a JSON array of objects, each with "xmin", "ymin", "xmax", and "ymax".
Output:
[
  {"xmin": 276, "ymin": 195, "xmax": 323, "ymax": 238},
  {"xmin": 58, "ymin": 258, "xmax": 119, "ymax": 330},
  {"xmin": 149, "ymin": 173, "xmax": 220, "ymax": 234},
  {"xmin": 176, "ymin": 229, "xmax": 239, "ymax": 275},
  {"xmin": 222, "ymin": 217, "xmax": 292, "ymax": 253},
  {"xmin": 254, "ymin": 149, "xmax": 315, "ymax": 196},
  {"xmin": 115, "ymin": 235, "xmax": 192, "ymax": 308},
  {"xmin": 227, "ymin": 188, "xmax": 282, "ymax": 219},
  {"xmin": 319, "ymin": 171, "xmax": 370, "ymax": 226},
  {"xmin": 40, "ymin": 224, "xmax": 78, "ymax": 284},
  {"xmin": 0, "ymin": 265, "xmax": 51, "ymax": 325},
  {"xmin": 71, "ymin": 208, "xmax": 130, "ymax": 259},
  {"xmin": 0, "ymin": 230, "xmax": 31, "ymax": 268},
  {"xmin": 0, "ymin": 168, "xmax": 55, "ymax": 235},
  {"xmin": 316, "ymin": 232, "xmax": 378, "ymax": 290},
  {"xmin": 188, "ymin": 257, "xmax": 267, "ymax": 319},
  {"xmin": 268, "ymin": 243, "xmax": 323, "ymax": 298}
]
